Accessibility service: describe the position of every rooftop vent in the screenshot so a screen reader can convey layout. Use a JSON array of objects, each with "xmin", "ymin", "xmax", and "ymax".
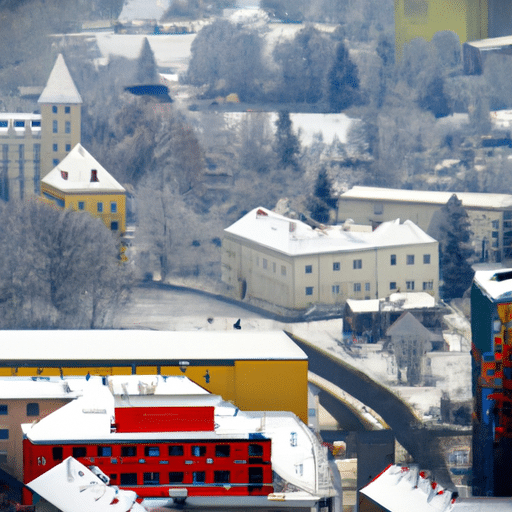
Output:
[
  {"xmin": 60, "ymin": 171, "xmax": 68, "ymax": 180},
  {"xmin": 492, "ymin": 270, "xmax": 512, "ymax": 282},
  {"xmin": 91, "ymin": 169, "xmax": 99, "ymax": 182}
]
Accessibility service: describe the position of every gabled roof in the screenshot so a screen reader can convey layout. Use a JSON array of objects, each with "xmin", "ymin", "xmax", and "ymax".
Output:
[
  {"xmin": 224, "ymin": 207, "xmax": 436, "ymax": 257},
  {"xmin": 42, "ymin": 144, "xmax": 125, "ymax": 194},
  {"xmin": 38, "ymin": 54, "xmax": 82, "ymax": 104},
  {"xmin": 386, "ymin": 311, "xmax": 441, "ymax": 342}
]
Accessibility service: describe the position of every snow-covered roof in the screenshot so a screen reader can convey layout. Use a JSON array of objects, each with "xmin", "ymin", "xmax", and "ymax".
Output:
[
  {"xmin": 473, "ymin": 269, "xmax": 512, "ymax": 302},
  {"xmin": 42, "ymin": 144, "xmax": 125, "ymax": 194},
  {"xmin": 341, "ymin": 186, "xmax": 512, "ymax": 210},
  {"xmin": 224, "ymin": 207, "xmax": 436, "ymax": 257},
  {"xmin": 0, "ymin": 378, "xmax": 82, "ymax": 399},
  {"xmin": 464, "ymin": 35, "xmax": 512, "ymax": 49},
  {"xmin": 347, "ymin": 293, "xmax": 437, "ymax": 314},
  {"xmin": 38, "ymin": 54, "xmax": 82, "ymax": 105},
  {"xmin": 118, "ymin": 0, "xmax": 171, "ymax": 21},
  {"xmin": 360, "ymin": 464, "xmax": 456, "ymax": 512},
  {"xmin": 0, "ymin": 330, "xmax": 306, "ymax": 362},
  {"xmin": 0, "ymin": 113, "xmax": 41, "ymax": 121}
]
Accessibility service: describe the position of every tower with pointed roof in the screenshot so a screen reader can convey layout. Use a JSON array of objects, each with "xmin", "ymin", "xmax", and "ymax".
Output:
[
  {"xmin": 41, "ymin": 144, "xmax": 126, "ymax": 235},
  {"xmin": 38, "ymin": 54, "xmax": 82, "ymax": 179}
]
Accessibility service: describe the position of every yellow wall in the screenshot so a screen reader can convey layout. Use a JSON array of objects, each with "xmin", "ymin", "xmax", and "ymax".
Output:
[
  {"xmin": 40, "ymin": 103, "xmax": 81, "ymax": 179},
  {"xmin": 395, "ymin": 0, "xmax": 488, "ymax": 59},
  {"xmin": 0, "ymin": 361, "xmax": 308, "ymax": 425},
  {"xmin": 41, "ymin": 183, "xmax": 126, "ymax": 234}
]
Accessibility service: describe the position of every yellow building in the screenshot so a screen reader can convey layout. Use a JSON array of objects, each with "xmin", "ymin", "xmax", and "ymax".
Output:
[
  {"xmin": 0, "ymin": 330, "xmax": 309, "ymax": 425},
  {"xmin": 41, "ymin": 143, "xmax": 126, "ymax": 234},
  {"xmin": 0, "ymin": 54, "xmax": 82, "ymax": 201},
  {"xmin": 394, "ymin": 0, "xmax": 511, "ymax": 59}
]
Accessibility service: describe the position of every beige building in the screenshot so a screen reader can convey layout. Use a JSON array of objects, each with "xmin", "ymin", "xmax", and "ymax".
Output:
[
  {"xmin": 0, "ymin": 379, "xmax": 80, "ymax": 481},
  {"xmin": 0, "ymin": 54, "xmax": 81, "ymax": 201},
  {"xmin": 222, "ymin": 207, "xmax": 439, "ymax": 311},
  {"xmin": 338, "ymin": 186, "xmax": 512, "ymax": 263}
]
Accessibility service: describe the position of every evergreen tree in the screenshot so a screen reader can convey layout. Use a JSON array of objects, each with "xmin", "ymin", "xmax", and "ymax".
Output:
[
  {"xmin": 437, "ymin": 194, "xmax": 474, "ymax": 299},
  {"xmin": 327, "ymin": 42, "xmax": 360, "ymax": 112},
  {"xmin": 309, "ymin": 167, "xmax": 336, "ymax": 223},
  {"xmin": 419, "ymin": 75, "xmax": 452, "ymax": 118},
  {"xmin": 274, "ymin": 111, "xmax": 301, "ymax": 171},
  {"xmin": 135, "ymin": 38, "xmax": 158, "ymax": 84}
]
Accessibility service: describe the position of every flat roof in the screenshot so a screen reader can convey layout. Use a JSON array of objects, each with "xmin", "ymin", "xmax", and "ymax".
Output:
[
  {"xmin": 0, "ymin": 330, "xmax": 307, "ymax": 363},
  {"xmin": 224, "ymin": 207, "xmax": 435, "ymax": 257},
  {"xmin": 465, "ymin": 35, "xmax": 512, "ymax": 50},
  {"xmin": 340, "ymin": 186, "xmax": 512, "ymax": 210},
  {"xmin": 0, "ymin": 378, "xmax": 82, "ymax": 399}
]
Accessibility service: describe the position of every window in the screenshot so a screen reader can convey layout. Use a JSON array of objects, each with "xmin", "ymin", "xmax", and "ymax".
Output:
[
  {"xmin": 121, "ymin": 446, "xmax": 136, "ymax": 457},
  {"xmin": 65, "ymin": 106, "xmax": 70, "ymax": 114},
  {"xmin": 404, "ymin": 0, "xmax": 428, "ymax": 18},
  {"xmin": 423, "ymin": 254, "xmax": 431, "ymax": 264},
  {"xmin": 281, "ymin": 265, "xmax": 286, "ymax": 276},
  {"xmin": 27, "ymin": 403, "xmax": 39, "ymax": 416},
  {"xmin": 108, "ymin": 201, "xmax": 117, "ymax": 214},
  {"xmin": 249, "ymin": 467, "xmax": 263, "ymax": 484},
  {"xmin": 53, "ymin": 120, "xmax": 58, "ymax": 133},
  {"xmin": 65, "ymin": 121, "xmax": 71, "ymax": 134},
  {"xmin": 52, "ymin": 159, "xmax": 59, "ymax": 166},
  {"xmin": 144, "ymin": 446, "xmax": 159, "ymax": 457},
  {"xmin": 390, "ymin": 254, "xmax": 396, "ymax": 266},
  {"xmin": 53, "ymin": 144, "xmax": 58, "ymax": 152},
  {"xmin": 168, "ymin": 472, "xmax": 184, "ymax": 484},
  {"xmin": 305, "ymin": 286, "xmax": 313, "ymax": 296},
  {"xmin": 32, "ymin": 120, "xmax": 41, "ymax": 128},
  {"xmin": 52, "ymin": 106, "xmax": 58, "ymax": 114},
  {"xmin": 354, "ymin": 283, "xmax": 361, "ymax": 292},
  {"xmin": 73, "ymin": 447, "xmax": 87, "ymax": 458},
  {"xmin": 332, "ymin": 285, "xmax": 340, "ymax": 294},
  {"xmin": 365, "ymin": 282, "xmax": 370, "ymax": 292},
  {"xmin": 168, "ymin": 445, "xmax": 184, "ymax": 456},
  {"xmin": 406, "ymin": 255, "xmax": 415, "ymax": 265},
  {"xmin": 390, "ymin": 282, "xmax": 397, "ymax": 290},
  {"xmin": 98, "ymin": 446, "xmax": 112, "ymax": 457},
  {"xmin": 406, "ymin": 281, "xmax": 415, "ymax": 290},
  {"xmin": 111, "ymin": 221, "xmax": 119, "ymax": 231},
  {"xmin": 492, "ymin": 220, "xmax": 500, "ymax": 229},
  {"xmin": 120, "ymin": 473, "xmax": 137, "ymax": 485},
  {"xmin": 192, "ymin": 445, "xmax": 206, "ymax": 457},
  {"xmin": 14, "ymin": 121, "xmax": 24, "ymax": 128},
  {"xmin": 333, "ymin": 262, "xmax": 340, "ymax": 271},
  {"xmin": 143, "ymin": 472, "xmax": 159, "ymax": 485},
  {"xmin": 78, "ymin": 201, "xmax": 85, "ymax": 210},
  {"xmin": 215, "ymin": 445, "xmax": 230, "ymax": 457},
  {"xmin": 52, "ymin": 447, "xmax": 63, "ymax": 460},
  {"xmin": 0, "ymin": 406, "xmax": 7, "ymax": 416},
  {"xmin": 374, "ymin": 202, "xmax": 383, "ymax": 215},
  {"xmin": 305, "ymin": 265, "xmax": 312, "ymax": 274},
  {"xmin": 65, "ymin": 144, "xmax": 71, "ymax": 152},
  {"xmin": 214, "ymin": 471, "xmax": 230, "ymax": 484},
  {"xmin": 353, "ymin": 259, "xmax": 362, "ymax": 269},
  {"xmin": 0, "ymin": 121, "xmax": 7, "ymax": 128},
  {"xmin": 0, "ymin": 430, "xmax": 8, "ymax": 440},
  {"xmin": 97, "ymin": 202, "xmax": 103, "ymax": 213},
  {"xmin": 423, "ymin": 281, "xmax": 433, "ymax": 291},
  {"xmin": 0, "ymin": 451, "xmax": 7, "ymax": 464},
  {"xmin": 262, "ymin": 258, "xmax": 267, "ymax": 270},
  {"xmin": 193, "ymin": 471, "xmax": 205, "ymax": 484},
  {"xmin": 272, "ymin": 262, "xmax": 276, "ymax": 273},
  {"xmin": 249, "ymin": 444, "xmax": 263, "ymax": 457}
]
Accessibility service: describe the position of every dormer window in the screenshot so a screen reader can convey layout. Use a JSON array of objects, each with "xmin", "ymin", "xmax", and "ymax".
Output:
[
  {"xmin": 60, "ymin": 171, "xmax": 68, "ymax": 180},
  {"xmin": 91, "ymin": 169, "xmax": 99, "ymax": 182}
]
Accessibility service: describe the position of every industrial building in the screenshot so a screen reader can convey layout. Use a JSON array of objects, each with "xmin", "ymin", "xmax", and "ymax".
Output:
[
  {"xmin": 0, "ymin": 330, "xmax": 308, "ymax": 424},
  {"xmin": 222, "ymin": 207, "xmax": 439, "ymax": 312}
]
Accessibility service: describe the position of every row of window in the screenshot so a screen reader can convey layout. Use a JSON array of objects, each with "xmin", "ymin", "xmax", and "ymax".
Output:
[
  {"xmin": 0, "ymin": 120, "xmax": 41, "ymax": 129},
  {"xmin": 52, "ymin": 443, "xmax": 263, "ymax": 461},
  {"xmin": 52, "ymin": 121, "xmax": 71, "ymax": 134},
  {"xmin": 115, "ymin": 468, "xmax": 263, "ymax": 486},
  {"xmin": 53, "ymin": 143, "xmax": 71, "ymax": 152},
  {"xmin": 389, "ymin": 280, "xmax": 433, "ymax": 291},
  {"xmin": 76, "ymin": 201, "xmax": 118, "ymax": 214},
  {"xmin": 0, "ymin": 403, "xmax": 39, "ymax": 417},
  {"xmin": 52, "ymin": 106, "xmax": 71, "ymax": 115},
  {"xmin": 257, "ymin": 257, "xmax": 287, "ymax": 277}
]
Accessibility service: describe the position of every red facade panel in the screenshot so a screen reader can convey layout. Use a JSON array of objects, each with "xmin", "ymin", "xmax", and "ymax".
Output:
[{"xmin": 114, "ymin": 407, "xmax": 215, "ymax": 433}]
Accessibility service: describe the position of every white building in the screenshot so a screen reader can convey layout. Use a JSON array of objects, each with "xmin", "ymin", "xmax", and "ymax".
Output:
[{"xmin": 222, "ymin": 207, "xmax": 439, "ymax": 311}]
